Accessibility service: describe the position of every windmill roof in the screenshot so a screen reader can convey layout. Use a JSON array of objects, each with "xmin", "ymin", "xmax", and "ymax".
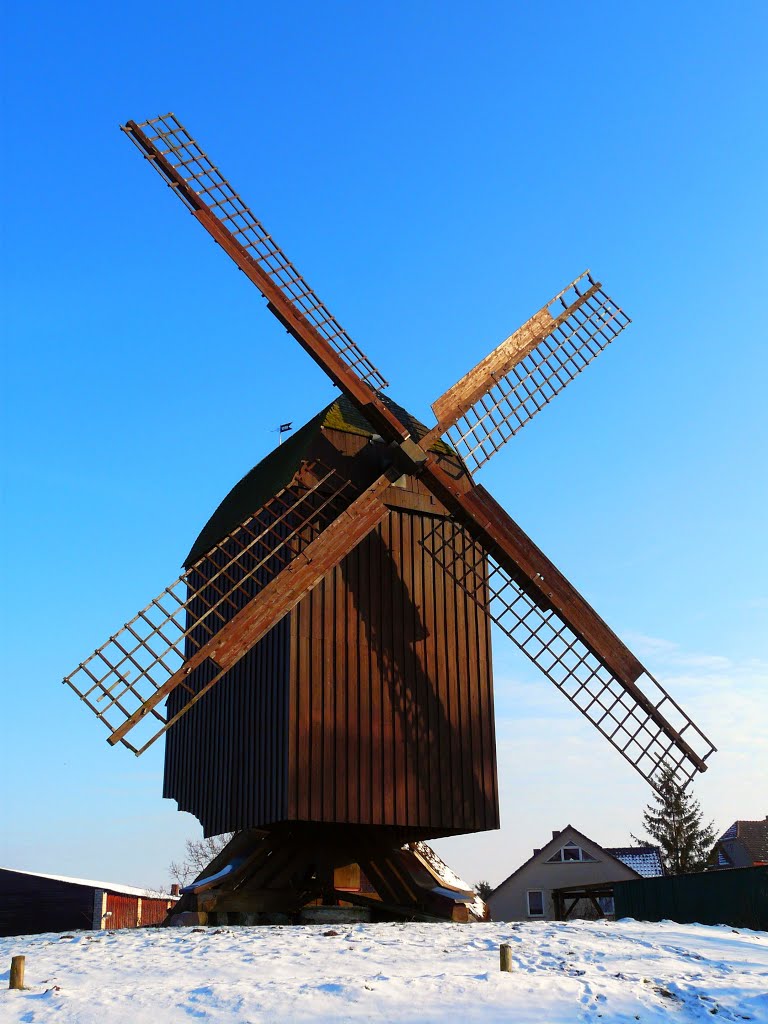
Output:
[{"xmin": 185, "ymin": 395, "xmax": 450, "ymax": 567}]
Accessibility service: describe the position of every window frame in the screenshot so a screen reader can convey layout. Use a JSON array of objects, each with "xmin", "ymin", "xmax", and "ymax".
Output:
[
  {"xmin": 526, "ymin": 889, "xmax": 545, "ymax": 917},
  {"xmin": 546, "ymin": 841, "xmax": 597, "ymax": 864}
]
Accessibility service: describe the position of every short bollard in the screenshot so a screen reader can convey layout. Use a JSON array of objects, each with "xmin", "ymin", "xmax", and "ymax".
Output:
[
  {"xmin": 9, "ymin": 955, "xmax": 25, "ymax": 990},
  {"xmin": 500, "ymin": 943, "xmax": 513, "ymax": 972}
]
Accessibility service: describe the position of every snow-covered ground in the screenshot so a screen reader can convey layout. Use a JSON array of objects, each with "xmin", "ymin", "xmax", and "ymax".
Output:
[{"xmin": 1, "ymin": 920, "xmax": 766, "ymax": 1023}]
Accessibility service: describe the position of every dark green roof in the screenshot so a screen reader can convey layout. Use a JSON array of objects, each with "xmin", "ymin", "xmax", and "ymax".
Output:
[{"xmin": 185, "ymin": 395, "xmax": 449, "ymax": 567}]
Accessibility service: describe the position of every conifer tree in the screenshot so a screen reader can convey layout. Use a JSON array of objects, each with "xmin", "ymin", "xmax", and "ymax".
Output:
[{"xmin": 633, "ymin": 765, "xmax": 716, "ymax": 875}]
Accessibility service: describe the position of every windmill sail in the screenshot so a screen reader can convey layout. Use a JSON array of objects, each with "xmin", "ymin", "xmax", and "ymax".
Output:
[
  {"xmin": 64, "ymin": 459, "xmax": 365, "ymax": 754},
  {"xmin": 422, "ymin": 513, "xmax": 716, "ymax": 789},
  {"xmin": 63, "ymin": 111, "xmax": 716, "ymax": 805},
  {"xmin": 428, "ymin": 272, "xmax": 630, "ymax": 474},
  {"xmin": 122, "ymin": 114, "xmax": 389, "ymax": 394}
]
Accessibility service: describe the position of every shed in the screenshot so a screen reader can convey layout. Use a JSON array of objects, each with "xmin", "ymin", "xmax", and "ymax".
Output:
[{"xmin": 0, "ymin": 867, "xmax": 177, "ymax": 937}]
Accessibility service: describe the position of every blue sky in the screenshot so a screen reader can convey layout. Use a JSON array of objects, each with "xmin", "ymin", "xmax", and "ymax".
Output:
[{"xmin": 2, "ymin": 1, "xmax": 766, "ymax": 888}]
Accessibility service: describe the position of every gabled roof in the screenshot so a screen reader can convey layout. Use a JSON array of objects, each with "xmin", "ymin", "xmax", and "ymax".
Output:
[
  {"xmin": 185, "ymin": 395, "xmax": 453, "ymax": 567},
  {"xmin": 489, "ymin": 825, "xmax": 642, "ymax": 897},
  {"xmin": 605, "ymin": 846, "xmax": 664, "ymax": 877},
  {"xmin": 0, "ymin": 866, "xmax": 175, "ymax": 899},
  {"xmin": 715, "ymin": 817, "xmax": 768, "ymax": 865}
]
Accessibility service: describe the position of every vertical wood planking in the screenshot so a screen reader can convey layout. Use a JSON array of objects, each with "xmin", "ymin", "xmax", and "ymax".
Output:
[
  {"xmin": 380, "ymin": 516, "xmax": 396, "ymax": 825},
  {"xmin": 369, "ymin": 525, "xmax": 383, "ymax": 825}
]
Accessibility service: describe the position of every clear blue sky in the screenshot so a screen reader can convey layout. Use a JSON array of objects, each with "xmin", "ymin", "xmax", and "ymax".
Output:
[{"xmin": 2, "ymin": 1, "xmax": 766, "ymax": 889}]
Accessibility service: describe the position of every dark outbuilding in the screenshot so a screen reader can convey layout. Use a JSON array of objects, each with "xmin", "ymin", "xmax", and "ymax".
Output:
[{"xmin": 0, "ymin": 867, "xmax": 177, "ymax": 937}]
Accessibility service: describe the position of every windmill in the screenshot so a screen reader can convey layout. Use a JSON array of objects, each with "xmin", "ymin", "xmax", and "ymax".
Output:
[{"xmin": 64, "ymin": 114, "xmax": 716, "ymax": 924}]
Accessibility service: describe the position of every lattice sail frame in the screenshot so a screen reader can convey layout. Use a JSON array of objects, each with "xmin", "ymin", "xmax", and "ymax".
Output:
[
  {"xmin": 422, "ymin": 518, "xmax": 716, "ymax": 789},
  {"xmin": 63, "ymin": 461, "xmax": 360, "ymax": 754},
  {"xmin": 440, "ymin": 273, "xmax": 631, "ymax": 474},
  {"xmin": 123, "ymin": 114, "xmax": 388, "ymax": 393}
]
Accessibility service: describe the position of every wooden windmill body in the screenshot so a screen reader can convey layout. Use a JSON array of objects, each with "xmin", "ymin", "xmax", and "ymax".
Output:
[
  {"xmin": 65, "ymin": 114, "xmax": 716, "ymax": 923},
  {"xmin": 167, "ymin": 398, "xmax": 498, "ymax": 844}
]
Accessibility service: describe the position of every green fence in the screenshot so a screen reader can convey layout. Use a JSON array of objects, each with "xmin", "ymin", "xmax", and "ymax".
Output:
[{"xmin": 614, "ymin": 866, "xmax": 767, "ymax": 929}]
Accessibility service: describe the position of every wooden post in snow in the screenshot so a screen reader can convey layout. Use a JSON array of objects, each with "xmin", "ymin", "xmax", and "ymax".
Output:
[
  {"xmin": 499, "ymin": 943, "xmax": 513, "ymax": 972},
  {"xmin": 9, "ymin": 956, "xmax": 25, "ymax": 990}
]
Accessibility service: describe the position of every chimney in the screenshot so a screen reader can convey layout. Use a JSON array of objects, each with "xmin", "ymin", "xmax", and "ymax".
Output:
[
  {"xmin": 170, "ymin": 884, "xmax": 180, "ymax": 897},
  {"xmin": 533, "ymin": 848, "xmax": 541, "ymax": 856},
  {"xmin": 552, "ymin": 830, "xmax": 561, "ymax": 840}
]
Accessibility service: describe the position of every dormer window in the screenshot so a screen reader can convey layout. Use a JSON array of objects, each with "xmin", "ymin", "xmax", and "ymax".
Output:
[{"xmin": 546, "ymin": 840, "xmax": 597, "ymax": 863}]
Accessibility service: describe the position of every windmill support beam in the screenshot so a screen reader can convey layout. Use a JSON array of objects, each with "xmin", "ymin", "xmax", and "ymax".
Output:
[{"xmin": 167, "ymin": 827, "xmax": 481, "ymax": 926}]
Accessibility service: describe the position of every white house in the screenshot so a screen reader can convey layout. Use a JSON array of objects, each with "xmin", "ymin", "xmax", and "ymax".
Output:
[{"xmin": 488, "ymin": 825, "xmax": 661, "ymax": 921}]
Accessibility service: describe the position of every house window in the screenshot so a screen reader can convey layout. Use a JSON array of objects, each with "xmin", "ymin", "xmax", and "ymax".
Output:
[
  {"xmin": 547, "ymin": 841, "xmax": 597, "ymax": 863},
  {"xmin": 527, "ymin": 890, "xmax": 545, "ymax": 916}
]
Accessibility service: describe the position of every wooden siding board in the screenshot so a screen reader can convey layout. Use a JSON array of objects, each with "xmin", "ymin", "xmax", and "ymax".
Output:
[
  {"xmin": 411, "ymin": 512, "xmax": 427, "ymax": 824},
  {"xmin": 368, "ymin": 525, "xmax": 383, "ymax": 825},
  {"xmin": 356, "ymin": 538, "xmax": 372, "ymax": 825},
  {"xmin": 390, "ymin": 511, "xmax": 407, "ymax": 825},
  {"xmin": 345, "ymin": 544, "xmax": 359, "ymax": 824},
  {"xmin": 421, "ymin": 513, "xmax": 441, "ymax": 827},
  {"xmin": 433, "ymin": 518, "xmax": 453, "ymax": 830},
  {"xmin": 311, "ymin": 630, "xmax": 323, "ymax": 821}
]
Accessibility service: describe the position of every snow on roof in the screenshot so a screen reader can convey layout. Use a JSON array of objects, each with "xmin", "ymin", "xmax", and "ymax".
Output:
[
  {"xmin": 0, "ymin": 866, "xmax": 175, "ymax": 900},
  {"xmin": 410, "ymin": 842, "xmax": 486, "ymax": 920},
  {"xmin": 605, "ymin": 846, "xmax": 664, "ymax": 878}
]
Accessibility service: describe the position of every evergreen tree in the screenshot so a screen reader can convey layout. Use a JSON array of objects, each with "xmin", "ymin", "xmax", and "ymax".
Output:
[
  {"xmin": 633, "ymin": 765, "xmax": 716, "ymax": 875},
  {"xmin": 474, "ymin": 880, "xmax": 493, "ymax": 900}
]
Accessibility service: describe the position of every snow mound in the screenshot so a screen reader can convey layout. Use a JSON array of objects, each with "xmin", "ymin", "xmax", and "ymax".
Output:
[{"xmin": 2, "ymin": 920, "xmax": 766, "ymax": 1023}]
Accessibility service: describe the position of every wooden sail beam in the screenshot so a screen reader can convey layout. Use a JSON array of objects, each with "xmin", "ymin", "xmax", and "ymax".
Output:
[
  {"xmin": 426, "ymin": 280, "xmax": 595, "ymax": 436},
  {"xmin": 424, "ymin": 272, "xmax": 631, "ymax": 473}
]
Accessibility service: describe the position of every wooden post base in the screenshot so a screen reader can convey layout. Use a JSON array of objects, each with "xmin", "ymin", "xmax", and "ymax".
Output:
[{"xmin": 166, "ymin": 825, "xmax": 481, "ymax": 926}]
